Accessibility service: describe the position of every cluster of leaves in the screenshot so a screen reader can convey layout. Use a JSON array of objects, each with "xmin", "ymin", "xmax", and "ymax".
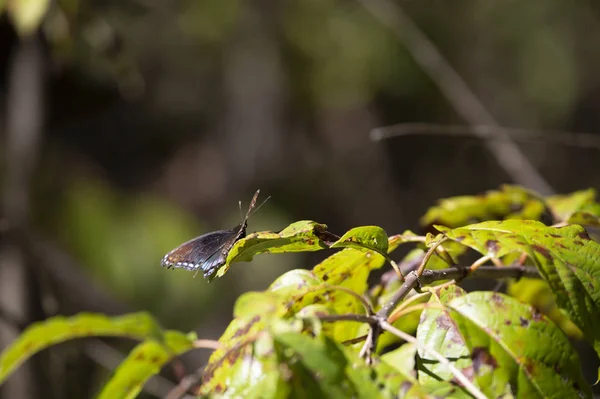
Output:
[{"xmin": 1, "ymin": 185, "xmax": 600, "ymax": 398}]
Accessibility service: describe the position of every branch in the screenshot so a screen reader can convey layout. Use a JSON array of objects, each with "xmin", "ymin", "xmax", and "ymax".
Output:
[
  {"xmin": 370, "ymin": 122, "xmax": 600, "ymax": 149},
  {"xmin": 377, "ymin": 265, "xmax": 539, "ymax": 319},
  {"xmin": 358, "ymin": 0, "xmax": 554, "ymax": 195},
  {"xmin": 314, "ymin": 314, "xmax": 378, "ymax": 324}
]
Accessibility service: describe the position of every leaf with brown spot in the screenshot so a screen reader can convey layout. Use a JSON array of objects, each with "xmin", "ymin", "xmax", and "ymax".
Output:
[
  {"xmin": 201, "ymin": 333, "xmax": 288, "ymax": 398},
  {"xmin": 446, "ymin": 292, "xmax": 590, "ymax": 398},
  {"xmin": 415, "ymin": 286, "xmax": 472, "ymax": 388},
  {"xmin": 274, "ymin": 332, "xmax": 413, "ymax": 398},
  {"xmin": 330, "ymin": 226, "xmax": 389, "ymax": 254},
  {"xmin": 438, "ymin": 220, "xmax": 600, "ymax": 360},
  {"xmin": 547, "ymin": 189, "xmax": 599, "ymax": 223},
  {"xmin": 218, "ymin": 221, "xmax": 331, "ymax": 278}
]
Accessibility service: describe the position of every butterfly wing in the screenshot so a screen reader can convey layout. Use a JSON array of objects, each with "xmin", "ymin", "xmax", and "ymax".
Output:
[
  {"xmin": 161, "ymin": 223, "xmax": 246, "ymax": 277},
  {"xmin": 161, "ymin": 229, "xmax": 236, "ymax": 271}
]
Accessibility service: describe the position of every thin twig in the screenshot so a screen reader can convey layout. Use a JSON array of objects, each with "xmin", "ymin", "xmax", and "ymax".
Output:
[
  {"xmin": 379, "ymin": 320, "xmax": 487, "ymax": 399},
  {"xmin": 315, "ymin": 314, "xmax": 378, "ymax": 324},
  {"xmin": 341, "ymin": 334, "xmax": 368, "ymax": 346},
  {"xmin": 388, "ymin": 302, "xmax": 444, "ymax": 324},
  {"xmin": 376, "ymin": 271, "xmax": 421, "ymax": 319},
  {"xmin": 164, "ymin": 369, "xmax": 203, "ymax": 399},
  {"xmin": 416, "ymin": 237, "xmax": 448, "ymax": 276},
  {"xmin": 370, "ymin": 122, "xmax": 600, "ymax": 149},
  {"xmin": 469, "ymin": 255, "xmax": 492, "ymax": 272},
  {"xmin": 388, "ymin": 292, "xmax": 433, "ymax": 323},
  {"xmin": 193, "ymin": 339, "xmax": 221, "ymax": 350},
  {"xmin": 358, "ymin": 0, "xmax": 554, "ymax": 195},
  {"xmin": 420, "ymin": 265, "xmax": 539, "ymax": 284}
]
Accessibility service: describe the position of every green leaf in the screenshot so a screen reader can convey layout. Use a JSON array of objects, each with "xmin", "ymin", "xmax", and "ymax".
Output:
[
  {"xmin": 314, "ymin": 248, "xmax": 385, "ymax": 294},
  {"xmin": 314, "ymin": 231, "xmax": 405, "ymax": 296},
  {"xmin": 203, "ymin": 302, "xmax": 282, "ymax": 389},
  {"xmin": 447, "ymin": 291, "xmax": 591, "ymax": 398},
  {"xmin": 274, "ymin": 332, "xmax": 351, "ymax": 397},
  {"xmin": 268, "ymin": 269, "xmax": 323, "ymax": 295},
  {"xmin": 507, "ymin": 278, "xmax": 583, "ymax": 339},
  {"xmin": 420, "ymin": 380, "xmax": 474, "ymax": 398},
  {"xmin": 202, "ymin": 333, "xmax": 289, "ymax": 398},
  {"xmin": 421, "ymin": 185, "xmax": 548, "ymax": 228},
  {"xmin": 416, "ymin": 285, "xmax": 470, "ymax": 387},
  {"xmin": 233, "ymin": 291, "xmax": 288, "ymax": 319},
  {"xmin": 546, "ymin": 188, "xmax": 598, "ymax": 222},
  {"xmin": 274, "ymin": 332, "xmax": 410, "ymax": 399},
  {"xmin": 268, "ymin": 270, "xmax": 366, "ymax": 343},
  {"xmin": 568, "ymin": 207, "xmax": 600, "ymax": 227},
  {"xmin": 346, "ymin": 354, "xmax": 412, "ymax": 398},
  {"xmin": 97, "ymin": 331, "xmax": 196, "ymax": 399},
  {"xmin": 313, "ymin": 248, "xmax": 386, "ymax": 342},
  {"xmin": 0, "ymin": 312, "xmax": 163, "ymax": 384},
  {"xmin": 381, "ymin": 342, "xmax": 418, "ymax": 379},
  {"xmin": 292, "ymin": 284, "xmax": 367, "ymax": 343},
  {"xmin": 439, "ymin": 220, "xmax": 600, "ymax": 358},
  {"xmin": 331, "ymin": 226, "xmax": 389, "ymax": 254},
  {"xmin": 217, "ymin": 221, "xmax": 332, "ymax": 278}
]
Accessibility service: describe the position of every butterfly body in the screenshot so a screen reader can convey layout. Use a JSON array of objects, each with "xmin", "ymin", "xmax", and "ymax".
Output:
[{"xmin": 161, "ymin": 190, "xmax": 263, "ymax": 279}]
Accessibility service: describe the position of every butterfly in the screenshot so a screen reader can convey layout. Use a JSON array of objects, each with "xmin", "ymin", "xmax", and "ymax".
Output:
[{"xmin": 161, "ymin": 189, "xmax": 267, "ymax": 279}]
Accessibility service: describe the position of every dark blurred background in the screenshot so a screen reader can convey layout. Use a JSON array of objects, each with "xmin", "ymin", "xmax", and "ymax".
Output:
[{"xmin": 1, "ymin": 0, "xmax": 600, "ymax": 397}]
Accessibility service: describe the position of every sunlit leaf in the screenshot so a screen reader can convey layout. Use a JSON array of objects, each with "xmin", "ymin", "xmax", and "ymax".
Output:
[
  {"xmin": 97, "ymin": 331, "xmax": 196, "ymax": 399},
  {"xmin": 419, "ymin": 380, "xmax": 474, "ymax": 398},
  {"xmin": 507, "ymin": 278, "xmax": 583, "ymax": 339},
  {"xmin": 421, "ymin": 185, "xmax": 548, "ymax": 228},
  {"xmin": 568, "ymin": 208, "xmax": 600, "ymax": 227},
  {"xmin": 416, "ymin": 285, "xmax": 470, "ymax": 387},
  {"xmin": 218, "ymin": 221, "xmax": 333, "ymax": 277},
  {"xmin": 269, "ymin": 269, "xmax": 366, "ymax": 343},
  {"xmin": 312, "ymin": 248, "xmax": 385, "ymax": 342},
  {"xmin": 331, "ymin": 225, "xmax": 389, "ymax": 254},
  {"xmin": 268, "ymin": 269, "xmax": 323, "ymax": 295},
  {"xmin": 274, "ymin": 332, "xmax": 410, "ymax": 398},
  {"xmin": 381, "ymin": 342, "xmax": 418, "ymax": 379},
  {"xmin": 438, "ymin": 220, "xmax": 600, "ymax": 358},
  {"xmin": 234, "ymin": 291, "xmax": 287, "ymax": 319},
  {"xmin": 201, "ymin": 315, "xmax": 283, "ymax": 394},
  {"xmin": 201, "ymin": 333, "xmax": 289, "ymax": 398},
  {"xmin": 447, "ymin": 291, "xmax": 590, "ymax": 398},
  {"xmin": 0, "ymin": 312, "xmax": 163, "ymax": 385},
  {"xmin": 546, "ymin": 188, "xmax": 597, "ymax": 222}
]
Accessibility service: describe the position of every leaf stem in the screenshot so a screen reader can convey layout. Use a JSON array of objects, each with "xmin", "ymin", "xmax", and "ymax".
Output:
[{"xmin": 416, "ymin": 237, "xmax": 448, "ymax": 276}]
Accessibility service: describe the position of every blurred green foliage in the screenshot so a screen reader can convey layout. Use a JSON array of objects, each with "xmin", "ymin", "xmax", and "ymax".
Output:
[{"xmin": 60, "ymin": 179, "xmax": 217, "ymax": 328}]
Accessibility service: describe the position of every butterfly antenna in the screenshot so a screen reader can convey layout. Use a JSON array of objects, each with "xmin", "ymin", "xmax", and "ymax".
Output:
[
  {"xmin": 238, "ymin": 200, "xmax": 243, "ymax": 221},
  {"xmin": 247, "ymin": 196, "xmax": 270, "ymax": 220},
  {"xmin": 240, "ymin": 189, "xmax": 268, "ymax": 221}
]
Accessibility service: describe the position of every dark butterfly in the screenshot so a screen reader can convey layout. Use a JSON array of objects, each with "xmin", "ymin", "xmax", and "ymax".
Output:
[{"xmin": 161, "ymin": 189, "xmax": 266, "ymax": 279}]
